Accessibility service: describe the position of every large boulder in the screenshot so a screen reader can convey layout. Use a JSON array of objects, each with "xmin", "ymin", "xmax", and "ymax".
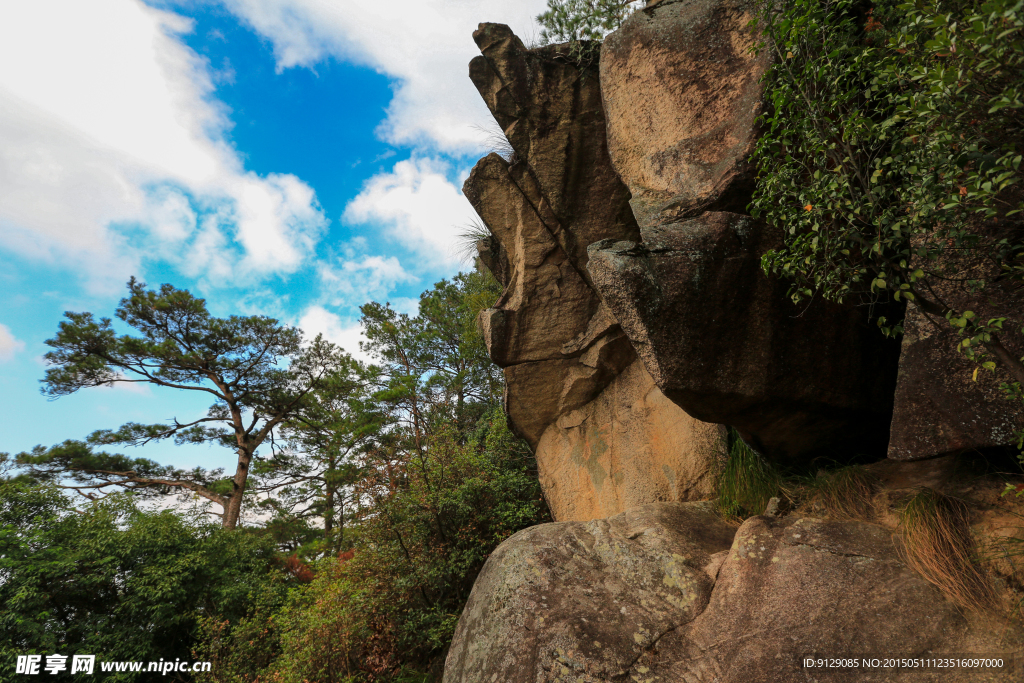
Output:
[
  {"xmin": 536, "ymin": 359, "xmax": 726, "ymax": 521},
  {"xmin": 887, "ymin": 225, "xmax": 1024, "ymax": 460},
  {"xmin": 444, "ymin": 504, "xmax": 1019, "ymax": 683},
  {"xmin": 888, "ymin": 307, "xmax": 1024, "ymax": 461},
  {"xmin": 588, "ymin": 213, "xmax": 902, "ymax": 463},
  {"xmin": 600, "ymin": 0, "xmax": 767, "ymax": 230},
  {"xmin": 442, "ymin": 502, "xmax": 736, "ymax": 682},
  {"xmin": 465, "ymin": 23, "xmax": 722, "ymax": 519},
  {"xmin": 591, "ymin": 0, "xmax": 902, "ymax": 463}
]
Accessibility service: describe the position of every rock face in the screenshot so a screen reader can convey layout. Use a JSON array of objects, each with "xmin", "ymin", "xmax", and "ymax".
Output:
[
  {"xmin": 588, "ymin": 213, "xmax": 902, "ymax": 463},
  {"xmin": 887, "ymin": 229, "xmax": 1024, "ymax": 460},
  {"xmin": 468, "ymin": 24, "xmax": 639, "ymax": 283},
  {"xmin": 536, "ymin": 360, "xmax": 724, "ymax": 521},
  {"xmin": 444, "ymin": 503, "xmax": 1018, "ymax": 683},
  {"xmin": 589, "ymin": 0, "xmax": 903, "ymax": 463},
  {"xmin": 442, "ymin": 502, "xmax": 735, "ymax": 682},
  {"xmin": 600, "ymin": 0, "xmax": 765, "ymax": 228},
  {"xmin": 888, "ymin": 307, "xmax": 1024, "ymax": 461},
  {"xmin": 465, "ymin": 23, "xmax": 723, "ymax": 520},
  {"xmin": 445, "ymin": 4, "xmax": 1024, "ymax": 680}
]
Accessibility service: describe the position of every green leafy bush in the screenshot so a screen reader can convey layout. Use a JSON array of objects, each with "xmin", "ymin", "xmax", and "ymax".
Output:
[
  {"xmin": 195, "ymin": 409, "xmax": 549, "ymax": 683},
  {"xmin": 0, "ymin": 485, "xmax": 276, "ymax": 682},
  {"xmin": 192, "ymin": 271, "xmax": 550, "ymax": 682},
  {"xmin": 750, "ymin": 0, "xmax": 1024, "ymax": 455}
]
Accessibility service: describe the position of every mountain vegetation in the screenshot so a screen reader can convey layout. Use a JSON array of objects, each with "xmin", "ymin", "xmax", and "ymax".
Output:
[
  {"xmin": 2, "ymin": 269, "xmax": 550, "ymax": 682},
  {"xmin": 4, "ymin": 1, "xmax": 1024, "ymax": 682},
  {"xmin": 750, "ymin": 0, "xmax": 1024, "ymax": 456}
]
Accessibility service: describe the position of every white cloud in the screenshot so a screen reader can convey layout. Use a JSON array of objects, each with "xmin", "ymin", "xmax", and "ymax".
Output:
[
  {"xmin": 98, "ymin": 373, "xmax": 154, "ymax": 396},
  {"xmin": 0, "ymin": 324, "xmax": 25, "ymax": 363},
  {"xmin": 390, "ymin": 297, "xmax": 421, "ymax": 317},
  {"xmin": 343, "ymin": 158, "xmax": 477, "ymax": 269},
  {"xmin": 0, "ymin": 0, "xmax": 326, "ymax": 290},
  {"xmin": 298, "ymin": 306, "xmax": 372, "ymax": 363},
  {"xmin": 318, "ymin": 254, "xmax": 416, "ymax": 305},
  {"xmin": 217, "ymin": 0, "xmax": 549, "ymax": 151}
]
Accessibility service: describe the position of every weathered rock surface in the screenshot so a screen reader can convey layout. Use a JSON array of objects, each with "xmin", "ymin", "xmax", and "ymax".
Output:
[
  {"xmin": 588, "ymin": 213, "xmax": 902, "ymax": 463},
  {"xmin": 466, "ymin": 23, "xmax": 722, "ymax": 519},
  {"xmin": 467, "ymin": 152, "xmax": 599, "ymax": 372},
  {"xmin": 444, "ymin": 503, "xmax": 1021, "ymax": 683},
  {"xmin": 536, "ymin": 360, "xmax": 726, "ymax": 521},
  {"xmin": 469, "ymin": 23, "xmax": 639, "ymax": 282},
  {"xmin": 442, "ymin": 502, "xmax": 735, "ymax": 682},
  {"xmin": 588, "ymin": 0, "xmax": 902, "ymax": 463},
  {"xmin": 888, "ymin": 307, "xmax": 1024, "ymax": 461},
  {"xmin": 887, "ymin": 232, "xmax": 1024, "ymax": 460},
  {"xmin": 600, "ymin": 0, "xmax": 767, "ymax": 231}
]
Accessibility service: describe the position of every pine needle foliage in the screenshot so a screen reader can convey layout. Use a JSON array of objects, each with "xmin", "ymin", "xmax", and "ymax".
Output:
[{"xmin": 536, "ymin": 0, "xmax": 642, "ymax": 44}]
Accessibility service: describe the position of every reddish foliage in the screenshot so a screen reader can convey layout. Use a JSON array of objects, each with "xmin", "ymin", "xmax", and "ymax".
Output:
[
  {"xmin": 338, "ymin": 549, "xmax": 355, "ymax": 562},
  {"xmin": 282, "ymin": 554, "xmax": 315, "ymax": 583},
  {"xmin": 865, "ymin": 9, "xmax": 884, "ymax": 33}
]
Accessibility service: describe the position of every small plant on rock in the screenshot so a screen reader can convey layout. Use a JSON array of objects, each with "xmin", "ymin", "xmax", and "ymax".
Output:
[{"xmin": 897, "ymin": 487, "xmax": 995, "ymax": 613}]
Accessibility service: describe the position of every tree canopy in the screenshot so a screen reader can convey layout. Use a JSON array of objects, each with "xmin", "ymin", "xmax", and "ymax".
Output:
[
  {"xmin": 536, "ymin": 0, "xmax": 642, "ymax": 44},
  {"xmin": 749, "ymin": 0, "xmax": 1024, "ymax": 447},
  {"xmin": 4, "ymin": 268, "xmax": 550, "ymax": 682},
  {"xmin": 34, "ymin": 278, "xmax": 348, "ymax": 528},
  {"xmin": 0, "ymin": 483, "xmax": 277, "ymax": 683}
]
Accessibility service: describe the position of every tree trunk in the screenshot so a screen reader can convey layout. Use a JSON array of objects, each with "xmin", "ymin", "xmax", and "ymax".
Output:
[
  {"xmin": 222, "ymin": 447, "xmax": 252, "ymax": 530},
  {"xmin": 324, "ymin": 458, "xmax": 335, "ymax": 540}
]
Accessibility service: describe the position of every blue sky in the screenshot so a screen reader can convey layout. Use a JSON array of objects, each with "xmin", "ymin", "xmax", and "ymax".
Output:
[{"xmin": 0, "ymin": 0, "xmax": 547, "ymax": 470}]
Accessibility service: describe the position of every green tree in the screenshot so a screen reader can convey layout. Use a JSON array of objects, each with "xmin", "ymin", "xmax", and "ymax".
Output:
[
  {"xmin": 36, "ymin": 277, "xmax": 345, "ymax": 529},
  {"xmin": 193, "ymin": 270, "xmax": 549, "ymax": 682},
  {"xmin": 536, "ymin": 0, "xmax": 641, "ymax": 44},
  {"xmin": 750, "ymin": 0, "xmax": 1024, "ymax": 416},
  {"xmin": 358, "ymin": 271, "xmax": 503, "ymax": 479},
  {"xmin": 198, "ymin": 408, "xmax": 549, "ymax": 683},
  {"xmin": 0, "ymin": 483, "xmax": 277, "ymax": 683},
  {"xmin": 252, "ymin": 352, "xmax": 379, "ymax": 556},
  {"xmin": 15, "ymin": 439, "xmax": 228, "ymax": 506}
]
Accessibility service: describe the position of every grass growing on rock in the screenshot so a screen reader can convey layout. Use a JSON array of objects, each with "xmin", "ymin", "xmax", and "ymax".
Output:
[
  {"xmin": 799, "ymin": 465, "xmax": 878, "ymax": 522},
  {"xmin": 897, "ymin": 488, "xmax": 995, "ymax": 615},
  {"xmin": 716, "ymin": 430, "xmax": 781, "ymax": 520},
  {"xmin": 712, "ymin": 437, "xmax": 1023, "ymax": 619}
]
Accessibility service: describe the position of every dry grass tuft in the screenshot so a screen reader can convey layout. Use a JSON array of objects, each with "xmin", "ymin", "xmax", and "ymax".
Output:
[
  {"xmin": 977, "ymin": 508, "xmax": 1024, "ymax": 622},
  {"xmin": 801, "ymin": 465, "xmax": 878, "ymax": 521},
  {"xmin": 471, "ymin": 122, "xmax": 517, "ymax": 163},
  {"xmin": 897, "ymin": 487, "xmax": 995, "ymax": 614},
  {"xmin": 453, "ymin": 218, "xmax": 494, "ymax": 264}
]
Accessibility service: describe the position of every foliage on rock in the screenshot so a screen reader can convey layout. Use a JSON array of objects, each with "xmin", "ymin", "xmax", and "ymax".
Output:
[
  {"xmin": 749, "ymin": 0, "xmax": 1024, "ymax": 457},
  {"xmin": 536, "ymin": 0, "xmax": 642, "ymax": 44}
]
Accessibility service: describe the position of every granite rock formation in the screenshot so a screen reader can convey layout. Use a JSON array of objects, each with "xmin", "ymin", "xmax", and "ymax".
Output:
[
  {"xmin": 444, "ymin": 502, "xmax": 1019, "ymax": 683},
  {"xmin": 443, "ymin": 3, "xmax": 1024, "ymax": 680},
  {"xmin": 465, "ymin": 23, "xmax": 724, "ymax": 521},
  {"xmin": 600, "ymin": 0, "xmax": 765, "ymax": 228},
  {"xmin": 887, "ymin": 223, "xmax": 1024, "ymax": 460},
  {"xmin": 588, "ymin": 214, "xmax": 902, "ymax": 464},
  {"xmin": 589, "ymin": 0, "xmax": 902, "ymax": 463}
]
